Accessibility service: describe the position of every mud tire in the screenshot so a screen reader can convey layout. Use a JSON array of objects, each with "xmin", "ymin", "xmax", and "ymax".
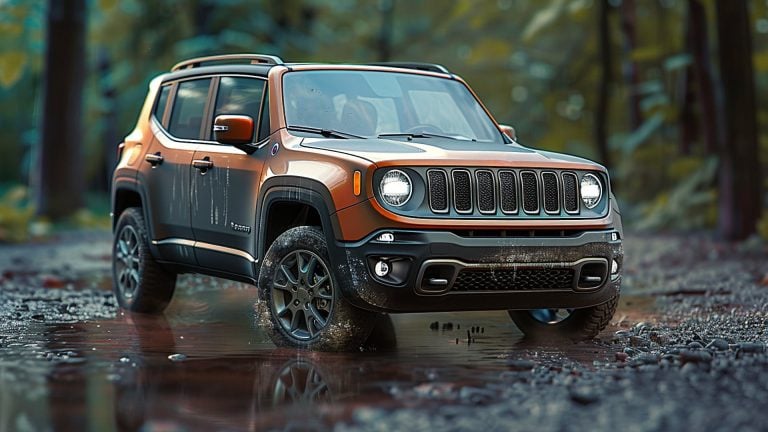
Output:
[
  {"xmin": 258, "ymin": 226, "xmax": 376, "ymax": 351},
  {"xmin": 508, "ymin": 295, "xmax": 618, "ymax": 340},
  {"xmin": 112, "ymin": 207, "xmax": 176, "ymax": 313}
]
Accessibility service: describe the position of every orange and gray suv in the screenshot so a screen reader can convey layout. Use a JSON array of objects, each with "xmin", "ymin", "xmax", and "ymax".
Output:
[{"xmin": 111, "ymin": 54, "xmax": 623, "ymax": 350}]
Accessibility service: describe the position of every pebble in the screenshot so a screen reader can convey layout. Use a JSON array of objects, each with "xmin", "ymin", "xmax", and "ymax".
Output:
[
  {"xmin": 680, "ymin": 350, "xmax": 712, "ymax": 364},
  {"xmin": 167, "ymin": 353, "xmax": 187, "ymax": 362},
  {"xmin": 705, "ymin": 339, "xmax": 730, "ymax": 351},
  {"xmin": 569, "ymin": 386, "xmax": 601, "ymax": 405},
  {"xmin": 615, "ymin": 352, "xmax": 628, "ymax": 362},
  {"xmin": 737, "ymin": 342, "xmax": 765, "ymax": 354},
  {"xmin": 506, "ymin": 359, "xmax": 535, "ymax": 371},
  {"xmin": 687, "ymin": 341, "xmax": 704, "ymax": 349}
]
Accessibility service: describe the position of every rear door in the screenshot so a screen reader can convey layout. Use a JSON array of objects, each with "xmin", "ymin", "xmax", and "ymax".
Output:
[
  {"xmin": 190, "ymin": 75, "xmax": 269, "ymax": 276},
  {"xmin": 140, "ymin": 78, "xmax": 212, "ymax": 265}
]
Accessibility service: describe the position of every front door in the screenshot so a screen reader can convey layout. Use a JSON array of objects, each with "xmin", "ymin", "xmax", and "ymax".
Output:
[{"xmin": 190, "ymin": 76, "xmax": 268, "ymax": 276}]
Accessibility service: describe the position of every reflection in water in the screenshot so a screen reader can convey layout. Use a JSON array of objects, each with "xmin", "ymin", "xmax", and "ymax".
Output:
[{"xmin": 0, "ymin": 276, "xmax": 614, "ymax": 431}]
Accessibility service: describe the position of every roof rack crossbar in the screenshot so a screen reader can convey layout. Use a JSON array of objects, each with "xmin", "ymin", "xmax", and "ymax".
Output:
[
  {"xmin": 367, "ymin": 62, "xmax": 450, "ymax": 74},
  {"xmin": 171, "ymin": 54, "xmax": 284, "ymax": 72}
]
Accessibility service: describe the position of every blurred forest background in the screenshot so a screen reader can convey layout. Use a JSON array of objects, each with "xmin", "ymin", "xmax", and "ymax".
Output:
[{"xmin": 0, "ymin": 0, "xmax": 766, "ymax": 242}]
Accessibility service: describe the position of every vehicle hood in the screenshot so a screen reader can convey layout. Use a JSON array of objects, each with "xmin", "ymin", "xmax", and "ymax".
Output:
[{"xmin": 301, "ymin": 138, "xmax": 604, "ymax": 171}]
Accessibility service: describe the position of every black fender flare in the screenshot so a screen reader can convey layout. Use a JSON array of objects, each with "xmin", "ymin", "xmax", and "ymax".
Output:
[
  {"xmin": 255, "ymin": 176, "xmax": 343, "ymax": 263},
  {"xmin": 111, "ymin": 177, "xmax": 152, "ymax": 235}
]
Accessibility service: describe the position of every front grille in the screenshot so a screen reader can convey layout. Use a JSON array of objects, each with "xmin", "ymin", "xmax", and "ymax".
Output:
[
  {"xmin": 452, "ymin": 170, "xmax": 472, "ymax": 213},
  {"xmin": 427, "ymin": 170, "xmax": 449, "ymax": 212},
  {"xmin": 542, "ymin": 172, "xmax": 559, "ymax": 213},
  {"xmin": 451, "ymin": 268, "xmax": 575, "ymax": 292},
  {"xmin": 425, "ymin": 168, "xmax": 584, "ymax": 217}
]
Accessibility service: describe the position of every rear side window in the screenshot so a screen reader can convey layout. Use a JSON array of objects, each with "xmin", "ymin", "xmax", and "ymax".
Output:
[
  {"xmin": 211, "ymin": 77, "xmax": 265, "ymax": 141},
  {"xmin": 169, "ymin": 79, "xmax": 211, "ymax": 140},
  {"xmin": 153, "ymin": 85, "xmax": 171, "ymax": 125}
]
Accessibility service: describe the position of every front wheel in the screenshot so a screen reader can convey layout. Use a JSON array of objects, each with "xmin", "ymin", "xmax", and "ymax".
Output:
[
  {"xmin": 508, "ymin": 295, "xmax": 618, "ymax": 340},
  {"xmin": 257, "ymin": 226, "xmax": 376, "ymax": 351}
]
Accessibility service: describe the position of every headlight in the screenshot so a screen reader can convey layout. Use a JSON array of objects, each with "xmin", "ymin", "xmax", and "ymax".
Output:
[
  {"xmin": 580, "ymin": 173, "xmax": 602, "ymax": 209},
  {"xmin": 379, "ymin": 169, "xmax": 412, "ymax": 207}
]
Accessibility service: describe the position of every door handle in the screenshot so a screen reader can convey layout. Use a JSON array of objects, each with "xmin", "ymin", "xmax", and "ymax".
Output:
[
  {"xmin": 192, "ymin": 157, "xmax": 214, "ymax": 171},
  {"xmin": 144, "ymin": 152, "xmax": 163, "ymax": 166}
]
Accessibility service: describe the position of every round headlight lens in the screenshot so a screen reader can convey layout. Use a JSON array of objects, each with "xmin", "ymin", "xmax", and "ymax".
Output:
[
  {"xmin": 580, "ymin": 173, "xmax": 602, "ymax": 209},
  {"xmin": 379, "ymin": 169, "xmax": 412, "ymax": 207}
]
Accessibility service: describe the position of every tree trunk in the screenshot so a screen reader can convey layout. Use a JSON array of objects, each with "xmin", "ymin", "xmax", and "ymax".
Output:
[
  {"xmin": 618, "ymin": 0, "xmax": 642, "ymax": 130},
  {"xmin": 714, "ymin": 0, "xmax": 762, "ymax": 240},
  {"xmin": 377, "ymin": 0, "xmax": 395, "ymax": 62},
  {"xmin": 686, "ymin": 0, "xmax": 719, "ymax": 155},
  {"xmin": 595, "ymin": 0, "xmax": 612, "ymax": 169},
  {"xmin": 37, "ymin": 0, "xmax": 86, "ymax": 220}
]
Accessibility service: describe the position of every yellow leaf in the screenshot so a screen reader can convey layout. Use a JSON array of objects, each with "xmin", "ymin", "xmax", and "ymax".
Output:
[
  {"xmin": 0, "ymin": 51, "xmax": 26, "ymax": 87},
  {"xmin": 522, "ymin": 0, "xmax": 567, "ymax": 42},
  {"xmin": 753, "ymin": 50, "xmax": 768, "ymax": 72}
]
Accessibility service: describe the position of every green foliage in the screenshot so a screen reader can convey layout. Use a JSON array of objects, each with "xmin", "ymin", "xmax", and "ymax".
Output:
[
  {"xmin": 0, "ymin": 0, "xmax": 765, "ymax": 234},
  {"xmin": 0, "ymin": 185, "xmax": 34, "ymax": 243}
]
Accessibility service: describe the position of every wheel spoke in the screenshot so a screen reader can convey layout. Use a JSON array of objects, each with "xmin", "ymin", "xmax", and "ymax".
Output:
[
  {"xmin": 308, "ymin": 305, "xmax": 327, "ymax": 328},
  {"xmin": 305, "ymin": 312, "xmax": 315, "ymax": 337},
  {"xmin": 309, "ymin": 274, "xmax": 329, "ymax": 290},
  {"xmin": 289, "ymin": 310, "xmax": 302, "ymax": 332},
  {"xmin": 280, "ymin": 264, "xmax": 298, "ymax": 285},
  {"xmin": 304, "ymin": 255, "xmax": 318, "ymax": 279},
  {"xmin": 295, "ymin": 252, "xmax": 306, "ymax": 276},
  {"xmin": 276, "ymin": 306, "xmax": 291, "ymax": 318},
  {"xmin": 315, "ymin": 289, "xmax": 333, "ymax": 300}
]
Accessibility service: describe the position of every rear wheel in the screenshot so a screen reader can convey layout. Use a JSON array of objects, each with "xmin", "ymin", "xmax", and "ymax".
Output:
[
  {"xmin": 112, "ymin": 208, "xmax": 176, "ymax": 313},
  {"xmin": 258, "ymin": 226, "xmax": 376, "ymax": 351},
  {"xmin": 508, "ymin": 295, "xmax": 618, "ymax": 340}
]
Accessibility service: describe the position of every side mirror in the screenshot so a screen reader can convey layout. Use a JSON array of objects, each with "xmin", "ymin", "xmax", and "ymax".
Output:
[
  {"xmin": 214, "ymin": 114, "xmax": 254, "ymax": 146},
  {"xmin": 499, "ymin": 124, "xmax": 516, "ymax": 141}
]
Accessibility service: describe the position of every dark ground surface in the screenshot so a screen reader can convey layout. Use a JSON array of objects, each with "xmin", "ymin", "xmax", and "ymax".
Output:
[{"xmin": 0, "ymin": 230, "xmax": 767, "ymax": 431}]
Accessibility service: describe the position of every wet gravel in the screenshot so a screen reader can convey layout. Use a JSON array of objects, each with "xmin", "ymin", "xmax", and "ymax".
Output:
[{"xmin": 0, "ymin": 230, "xmax": 767, "ymax": 431}]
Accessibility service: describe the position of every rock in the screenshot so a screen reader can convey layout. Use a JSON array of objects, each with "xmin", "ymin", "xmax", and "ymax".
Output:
[
  {"xmin": 167, "ymin": 353, "xmax": 187, "ymax": 362},
  {"xmin": 687, "ymin": 341, "xmax": 704, "ymax": 349},
  {"xmin": 506, "ymin": 359, "xmax": 535, "ymax": 371},
  {"xmin": 680, "ymin": 350, "xmax": 712, "ymax": 364},
  {"xmin": 570, "ymin": 386, "xmax": 601, "ymax": 405},
  {"xmin": 633, "ymin": 353, "xmax": 660, "ymax": 365},
  {"xmin": 737, "ymin": 342, "xmax": 766, "ymax": 354},
  {"xmin": 706, "ymin": 338, "xmax": 729, "ymax": 351},
  {"xmin": 630, "ymin": 336, "xmax": 650, "ymax": 348},
  {"xmin": 615, "ymin": 352, "xmax": 628, "ymax": 362}
]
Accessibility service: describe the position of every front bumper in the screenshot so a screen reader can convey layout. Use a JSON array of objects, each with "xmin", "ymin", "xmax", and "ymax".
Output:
[{"xmin": 329, "ymin": 230, "xmax": 623, "ymax": 313}]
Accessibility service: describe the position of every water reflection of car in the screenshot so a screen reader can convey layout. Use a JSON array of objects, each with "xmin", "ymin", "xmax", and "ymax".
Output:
[
  {"xmin": 111, "ymin": 54, "xmax": 623, "ymax": 351},
  {"xmin": 112, "ymin": 315, "xmax": 397, "ymax": 431}
]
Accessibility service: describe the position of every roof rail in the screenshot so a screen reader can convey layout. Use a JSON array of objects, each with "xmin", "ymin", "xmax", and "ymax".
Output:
[
  {"xmin": 368, "ymin": 62, "xmax": 450, "ymax": 74},
  {"xmin": 171, "ymin": 54, "xmax": 284, "ymax": 72}
]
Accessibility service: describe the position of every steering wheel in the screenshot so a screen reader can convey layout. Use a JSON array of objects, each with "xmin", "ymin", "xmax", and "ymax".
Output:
[{"xmin": 405, "ymin": 124, "xmax": 444, "ymax": 135}]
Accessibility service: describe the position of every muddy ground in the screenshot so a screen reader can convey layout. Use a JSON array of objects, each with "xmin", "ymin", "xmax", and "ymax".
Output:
[{"xmin": 0, "ymin": 230, "xmax": 767, "ymax": 431}]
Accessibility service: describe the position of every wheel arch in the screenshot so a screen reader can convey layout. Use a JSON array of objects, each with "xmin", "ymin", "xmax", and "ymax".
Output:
[{"xmin": 256, "ymin": 177, "xmax": 342, "ymax": 262}]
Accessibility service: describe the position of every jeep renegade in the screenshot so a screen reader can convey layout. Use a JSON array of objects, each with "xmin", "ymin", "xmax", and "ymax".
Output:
[{"xmin": 111, "ymin": 54, "xmax": 623, "ymax": 350}]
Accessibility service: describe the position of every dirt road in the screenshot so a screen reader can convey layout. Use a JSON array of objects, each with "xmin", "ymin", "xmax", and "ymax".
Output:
[{"xmin": 0, "ymin": 231, "xmax": 766, "ymax": 431}]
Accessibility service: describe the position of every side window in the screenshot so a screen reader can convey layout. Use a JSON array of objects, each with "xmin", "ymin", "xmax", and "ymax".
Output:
[
  {"xmin": 168, "ymin": 79, "xmax": 211, "ymax": 140},
  {"xmin": 211, "ymin": 77, "xmax": 265, "ymax": 141},
  {"xmin": 258, "ymin": 87, "xmax": 270, "ymax": 142},
  {"xmin": 153, "ymin": 85, "xmax": 171, "ymax": 126}
]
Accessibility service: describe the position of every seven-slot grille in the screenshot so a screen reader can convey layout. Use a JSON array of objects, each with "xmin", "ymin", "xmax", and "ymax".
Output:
[{"xmin": 427, "ymin": 169, "xmax": 584, "ymax": 216}]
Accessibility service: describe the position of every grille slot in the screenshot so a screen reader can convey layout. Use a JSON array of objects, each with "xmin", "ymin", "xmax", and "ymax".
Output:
[
  {"xmin": 475, "ymin": 170, "xmax": 496, "ymax": 213},
  {"xmin": 520, "ymin": 171, "xmax": 539, "ymax": 213},
  {"xmin": 542, "ymin": 172, "xmax": 559, "ymax": 213},
  {"xmin": 451, "ymin": 268, "xmax": 575, "ymax": 292},
  {"xmin": 452, "ymin": 170, "xmax": 473, "ymax": 213},
  {"xmin": 427, "ymin": 169, "xmax": 449, "ymax": 213},
  {"xmin": 562, "ymin": 172, "xmax": 579, "ymax": 213},
  {"xmin": 498, "ymin": 170, "xmax": 518, "ymax": 213}
]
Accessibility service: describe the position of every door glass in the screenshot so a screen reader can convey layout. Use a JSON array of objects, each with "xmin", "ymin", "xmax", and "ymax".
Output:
[
  {"xmin": 153, "ymin": 85, "xmax": 171, "ymax": 126},
  {"xmin": 169, "ymin": 79, "xmax": 211, "ymax": 140},
  {"xmin": 211, "ymin": 77, "xmax": 265, "ymax": 141}
]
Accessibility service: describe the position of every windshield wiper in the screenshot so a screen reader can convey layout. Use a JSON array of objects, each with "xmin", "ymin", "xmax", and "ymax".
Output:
[
  {"xmin": 378, "ymin": 132, "xmax": 476, "ymax": 142},
  {"xmin": 287, "ymin": 125, "xmax": 365, "ymax": 139}
]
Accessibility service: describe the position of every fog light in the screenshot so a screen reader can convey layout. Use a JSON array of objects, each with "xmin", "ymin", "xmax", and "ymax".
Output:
[
  {"xmin": 611, "ymin": 259, "xmax": 619, "ymax": 276},
  {"xmin": 374, "ymin": 260, "xmax": 390, "ymax": 277},
  {"xmin": 376, "ymin": 232, "xmax": 395, "ymax": 242}
]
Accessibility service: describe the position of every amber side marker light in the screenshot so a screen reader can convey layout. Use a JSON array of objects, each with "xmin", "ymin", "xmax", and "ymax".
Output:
[{"xmin": 353, "ymin": 171, "xmax": 362, "ymax": 196}]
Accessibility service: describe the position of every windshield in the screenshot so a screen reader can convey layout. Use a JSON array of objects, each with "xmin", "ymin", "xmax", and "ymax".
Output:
[{"xmin": 282, "ymin": 70, "xmax": 501, "ymax": 142}]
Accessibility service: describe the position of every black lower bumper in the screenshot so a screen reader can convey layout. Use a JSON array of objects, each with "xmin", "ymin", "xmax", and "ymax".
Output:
[{"xmin": 329, "ymin": 230, "xmax": 623, "ymax": 313}]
